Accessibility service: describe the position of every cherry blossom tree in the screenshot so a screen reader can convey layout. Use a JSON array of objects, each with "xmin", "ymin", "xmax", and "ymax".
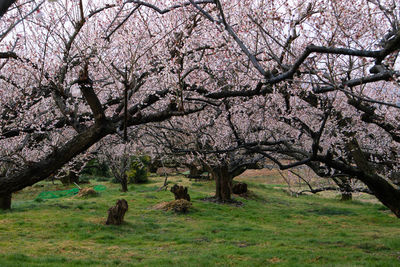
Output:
[
  {"xmin": 118, "ymin": 0, "xmax": 400, "ymax": 214},
  {"xmin": 1, "ymin": 0, "xmax": 400, "ymax": 218},
  {"xmin": 174, "ymin": 0, "xmax": 400, "ymax": 215},
  {"xmin": 0, "ymin": 0, "xmax": 208, "ymax": 209}
]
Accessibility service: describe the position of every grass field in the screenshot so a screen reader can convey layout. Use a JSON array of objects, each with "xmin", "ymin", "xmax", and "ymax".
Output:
[{"xmin": 1, "ymin": 171, "xmax": 400, "ymax": 266}]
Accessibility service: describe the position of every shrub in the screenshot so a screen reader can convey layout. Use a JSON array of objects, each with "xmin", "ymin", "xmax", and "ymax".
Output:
[{"xmin": 126, "ymin": 155, "xmax": 150, "ymax": 184}]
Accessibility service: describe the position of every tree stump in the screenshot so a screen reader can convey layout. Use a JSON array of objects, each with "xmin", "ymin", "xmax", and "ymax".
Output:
[
  {"xmin": 106, "ymin": 199, "xmax": 128, "ymax": 225},
  {"xmin": 170, "ymin": 184, "xmax": 190, "ymax": 201},
  {"xmin": 232, "ymin": 182, "xmax": 248, "ymax": 194}
]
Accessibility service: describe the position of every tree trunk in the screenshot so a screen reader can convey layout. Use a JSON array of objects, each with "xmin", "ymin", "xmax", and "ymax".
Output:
[
  {"xmin": 148, "ymin": 160, "xmax": 160, "ymax": 173},
  {"xmin": 121, "ymin": 174, "xmax": 128, "ymax": 192},
  {"xmin": 0, "ymin": 193, "xmax": 11, "ymax": 210},
  {"xmin": 212, "ymin": 166, "xmax": 232, "ymax": 202},
  {"xmin": 334, "ymin": 177, "xmax": 353, "ymax": 201}
]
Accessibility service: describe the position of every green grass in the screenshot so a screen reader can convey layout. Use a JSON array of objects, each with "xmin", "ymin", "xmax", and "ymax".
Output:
[{"xmin": 0, "ymin": 175, "xmax": 399, "ymax": 266}]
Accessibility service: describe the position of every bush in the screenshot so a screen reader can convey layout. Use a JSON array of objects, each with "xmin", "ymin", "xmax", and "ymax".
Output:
[{"xmin": 126, "ymin": 155, "xmax": 150, "ymax": 184}]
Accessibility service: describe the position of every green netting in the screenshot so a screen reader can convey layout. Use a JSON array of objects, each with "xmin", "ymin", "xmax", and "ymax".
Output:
[
  {"xmin": 36, "ymin": 188, "xmax": 79, "ymax": 200},
  {"xmin": 36, "ymin": 185, "xmax": 106, "ymax": 200},
  {"xmin": 93, "ymin": 185, "xmax": 106, "ymax": 191}
]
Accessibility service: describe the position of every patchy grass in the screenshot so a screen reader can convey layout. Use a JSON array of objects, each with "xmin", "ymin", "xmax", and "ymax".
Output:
[{"xmin": 0, "ymin": 174, "xmax": 399, "ymax": 266}]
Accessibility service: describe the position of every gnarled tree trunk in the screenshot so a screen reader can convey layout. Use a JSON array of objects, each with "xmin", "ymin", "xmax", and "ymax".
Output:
[
  {"xmin": 340, "ymin": 191, "xmax": 352, "ymax": 201},
  {"xmin": 0, "ymin": 193, "xmax": 11, "ymax": 210},
  {"xmin": 318, "ymin": 153, "xmax": 400, "ymax": 217},
  {"xmin": 211, "ymin": 166, "xmax": 233, "ymax": 202}
]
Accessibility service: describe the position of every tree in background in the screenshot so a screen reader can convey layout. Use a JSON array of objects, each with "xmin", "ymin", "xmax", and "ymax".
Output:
[{"xmin": 138, "ymin": 102, "xmax": 270, "ymax": 202}]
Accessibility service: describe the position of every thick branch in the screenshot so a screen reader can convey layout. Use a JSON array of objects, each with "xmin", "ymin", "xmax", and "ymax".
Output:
[
  {"xmin": 0, "ymin": 121, "xmax": 115, "ymax": 195},
  {"xmin": 0, "ymin": 0, "xmax": 16, "ymax": 18},
  {"xmin": 0, "ymin": 51, "xmax": 17, "ymax": 59}
]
